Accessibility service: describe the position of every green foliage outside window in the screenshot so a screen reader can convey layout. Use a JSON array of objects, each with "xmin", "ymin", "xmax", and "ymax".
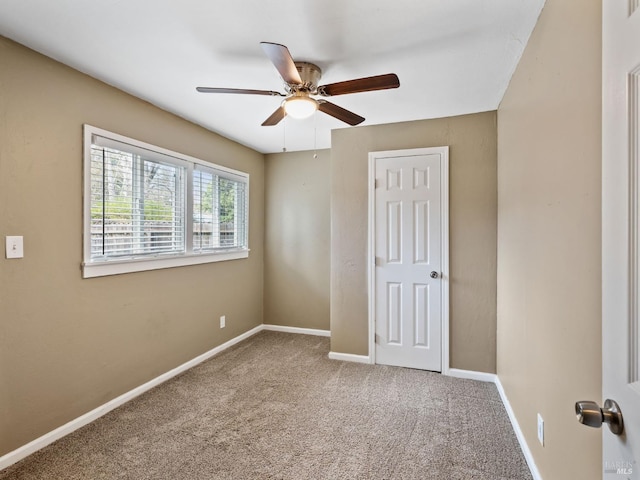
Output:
[
  {"xmin": 200, "ymin": 178, "xmax": 236, "ymax": 224},
  {"xmin": 91, "ymin": 198, "xmax": 174, "ymax": 222}
]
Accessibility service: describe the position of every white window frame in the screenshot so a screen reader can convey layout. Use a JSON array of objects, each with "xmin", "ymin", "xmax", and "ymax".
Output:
[{"xmin": 83, "ymin": 125, "xmax": 249, "ymax": 278}]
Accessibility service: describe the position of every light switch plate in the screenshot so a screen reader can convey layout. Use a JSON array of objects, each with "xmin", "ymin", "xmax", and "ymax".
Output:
[{"xmin": 5, "ymin": 236, "xmax": 24, "ymax": 259}]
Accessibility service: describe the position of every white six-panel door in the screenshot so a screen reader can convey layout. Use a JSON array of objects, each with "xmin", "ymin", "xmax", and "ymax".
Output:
[
  {"xmin": 370, "ymin": 148, "xmax": 448, "ymax": 371},
  {"xmin": 602, "ymin": 2, "xmax": 640, "ymax": 475}
]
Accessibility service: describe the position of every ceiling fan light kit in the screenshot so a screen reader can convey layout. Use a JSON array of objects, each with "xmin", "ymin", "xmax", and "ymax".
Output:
[
  {"xmin": 283, "ymin": 93, "xmax": 318, "ymax": 119},
  {"xmin": 196, "ymin": 42, "xmax": 400, "ymax": 127}
]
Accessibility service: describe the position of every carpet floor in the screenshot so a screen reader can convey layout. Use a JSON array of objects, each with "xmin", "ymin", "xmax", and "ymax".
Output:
[{"xmin": 1, "ymin": 331, "xmax": 532, "ymax": 479}]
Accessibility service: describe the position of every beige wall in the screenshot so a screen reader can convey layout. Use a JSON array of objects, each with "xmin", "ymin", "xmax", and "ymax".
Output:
[
  {"xmin": 0, "ymin": 37, "xmax": 264, "ymax": 455},
  {"xmin": 330, "ymin": 112, "xmax": 498, "ymax": 373},
  {"xmin": 264, "ymin": 150, "xmax": 330, "ymax": 330},
  {"xmin": 496, "ymin": 0, "xmax": 602, "ymax": 478}
]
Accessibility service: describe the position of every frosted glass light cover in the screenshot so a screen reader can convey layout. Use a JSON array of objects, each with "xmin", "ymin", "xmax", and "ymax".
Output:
[{"xmin": 284, "ymin": 96, "xmax": 318, "ymax": 119}]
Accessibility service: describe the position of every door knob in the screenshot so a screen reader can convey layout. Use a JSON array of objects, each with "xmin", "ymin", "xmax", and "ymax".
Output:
[
  {"xmin": 575, "ymin": 399, "xmax": 624, "ymax": 435},
  {"xmin": 430, "ymin": 271, "xmax": 439, "ymax": 279}
]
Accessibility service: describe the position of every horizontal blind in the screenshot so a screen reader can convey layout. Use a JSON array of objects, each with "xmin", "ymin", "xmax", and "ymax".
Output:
[
  {"xmin": 193, "ymin": 166, "xmax": 248, "ymax": 252},
  {"xmin": 90, "ymin": 141, "xmax": 186, "ymax": 260}
]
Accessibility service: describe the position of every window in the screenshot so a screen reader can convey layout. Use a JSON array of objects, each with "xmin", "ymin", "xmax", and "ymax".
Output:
[
  {"xmin": 83, "ymin": 125, "xmax": 249, "ymax": 278},
  {"xmin": 193, "ymin": 167, "xmax": 247, "ymax": 252}
]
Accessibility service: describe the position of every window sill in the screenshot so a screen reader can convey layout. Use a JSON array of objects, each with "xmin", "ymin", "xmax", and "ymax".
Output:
[{"xmin": 82, "ymin": 249, "xmax": 249, "ymax": 278}]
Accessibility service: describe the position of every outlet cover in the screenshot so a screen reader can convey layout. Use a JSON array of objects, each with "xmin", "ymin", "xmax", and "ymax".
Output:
[
  {"xmin": 537, "ymin": 413, "xmax": 544, "ymax": 446},
  {"xmin": 220, "ymin": 315, "xmax": 226, "ymax": 328}
]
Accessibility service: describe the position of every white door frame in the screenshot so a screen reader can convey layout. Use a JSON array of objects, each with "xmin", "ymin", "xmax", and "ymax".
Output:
[{"xmin": 367, "ymin": 146, "xmax": 450, "ymax": 372}]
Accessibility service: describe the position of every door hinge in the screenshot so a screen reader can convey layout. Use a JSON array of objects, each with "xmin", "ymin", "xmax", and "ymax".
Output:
[
  {"xmin": 375, "ymin": 256, "xmax": 382, "ymax": 266},
  {"xmin": 375, "ymin": 179, "xmax": 380, "ymax": 189},
  {"xmin": 375, "ymin": 334, "xmax": 381, "ymax": 345}
]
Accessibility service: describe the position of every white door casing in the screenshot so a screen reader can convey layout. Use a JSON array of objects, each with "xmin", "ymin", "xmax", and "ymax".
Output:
[
  {"xmin": 368, "ymin": 147, "xmax": 449, "ymax": 371},
  {"xmin": 603, "ymin": 2, "xmax": 640, "ymax": 477}
]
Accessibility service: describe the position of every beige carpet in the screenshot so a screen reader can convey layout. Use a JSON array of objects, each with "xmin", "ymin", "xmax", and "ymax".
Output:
[{"xmin": 1, "ymin": 331, "xmax": 532, "ymax": 479}]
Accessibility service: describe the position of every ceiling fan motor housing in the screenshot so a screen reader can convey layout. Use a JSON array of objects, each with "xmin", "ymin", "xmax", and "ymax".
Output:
[{"xmin": 292, "ymin": 62, "xmax": 322, "ymax": 92}]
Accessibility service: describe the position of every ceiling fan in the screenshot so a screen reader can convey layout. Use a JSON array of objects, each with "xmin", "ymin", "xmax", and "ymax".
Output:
[{"xmin": 196, "ymin": 42, "xmax": 400, "ymax": 127}]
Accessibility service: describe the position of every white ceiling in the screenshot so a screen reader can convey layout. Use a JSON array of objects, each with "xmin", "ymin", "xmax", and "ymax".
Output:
[{"xmin": 0, "ymin": 0, "xmax": 544, "ymax": 154}]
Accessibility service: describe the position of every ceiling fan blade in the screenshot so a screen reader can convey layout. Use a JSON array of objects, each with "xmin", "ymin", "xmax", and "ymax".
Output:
[
  {"xmin": 262, "ymin": 106, "xmax": 287, "ymax": 126},
  {"xmin": 196, "ymin": 87, "xmax": 285, "ymax": 96},
  {"xmin": 318, "ymin": 101, "xmax": 365, "ymax": 126},
  {"xmin": 318, "ymin": 73, "xmax": 400, "ymax": 97},
  {"xmin": 260, "ymin": 42, "xmax": 303, "ymax": 85}
]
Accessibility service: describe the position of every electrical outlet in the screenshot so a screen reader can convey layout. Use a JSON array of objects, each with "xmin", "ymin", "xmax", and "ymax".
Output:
[
  {"xmin": 537, "ymin": 413, "xmax": 544, "ymax": 446},
  {"xmin": 220, "ymin": 315, "xmax": 226, "ymax": 328}
]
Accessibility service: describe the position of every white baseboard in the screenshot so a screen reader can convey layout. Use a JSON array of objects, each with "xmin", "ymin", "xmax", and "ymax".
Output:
[
  {"xmin": 0, "ymin": 324, "xmax": 263, "ymax": 471},
  {"xmin": 262, "ymin": 324, "xmax": 330, "ymax": 337},
  {"xmin": 328, "ymin": 351, "xmax": 372, "ymax": 364},
  {"xmin": 495, "ymin": 376, "xmax": 543, "ymax": 480},
  {"xmin": 446, "ymin": 368, "xmax": 497, "ymax": 383}
]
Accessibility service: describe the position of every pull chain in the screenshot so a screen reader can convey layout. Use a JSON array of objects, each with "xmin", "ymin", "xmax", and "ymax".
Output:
[
  {"xmin": 313, "ymin": 111, "xmax": 318, "ymax": 159},
  {"xmin": 282, "ymin": 118, "xmax": 287, "ymax": 153}
]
